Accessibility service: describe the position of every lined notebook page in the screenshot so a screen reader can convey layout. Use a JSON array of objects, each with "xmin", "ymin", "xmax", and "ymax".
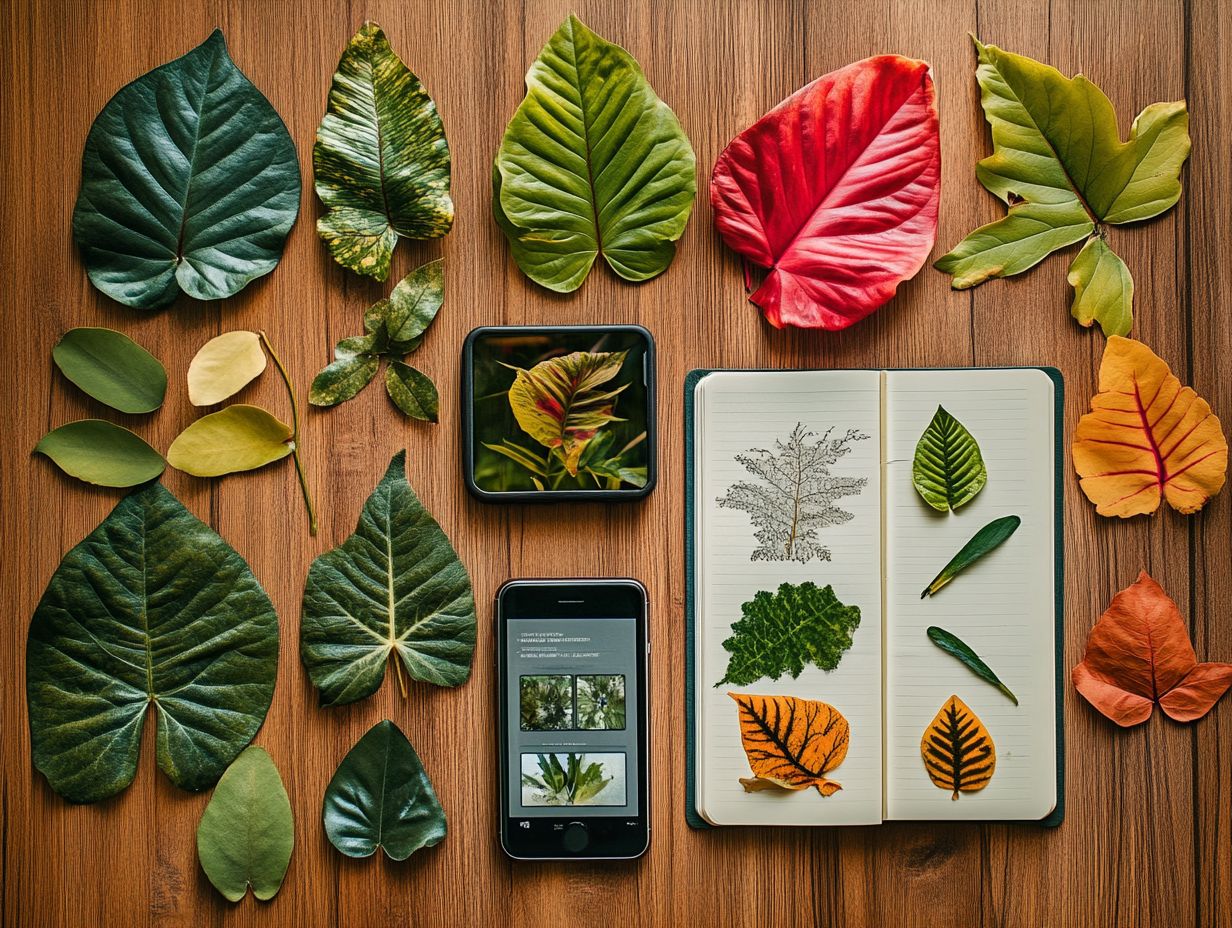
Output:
[
  {"xmin": 883, "ymin": 369, "xmax": 1056, "ymax": 821},
  {"xmin": 695, "ymin": 371, "xmax": 883, "ymax": 826}
]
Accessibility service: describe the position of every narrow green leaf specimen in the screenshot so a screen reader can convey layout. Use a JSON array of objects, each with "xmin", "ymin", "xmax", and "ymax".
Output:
[
  {"xmin": 72, "ymin": 30, "xmax": 300, "ymax": 309},
  {"xmin": 27, "ymin": 484, "xmax": 279, "ymax": 803},
  {"xmin": 716, "ymin": 582, "xmax": 861, "ymax": 687},
  {"xmin": 197, "ymin": 746, "xmax": 294, "ymax": 902},
  {"xmin": 300, "ymin": 451, "xmax": 476, "ymax": 707},
  {"xmin": 52, "ymin": 328, "xmax": 166, "ymax": 413},
  {"xmin": 493, "ymin": 15, "xmax": 696, "ymax": 292},
  {"xmin": 385, "ymin": 361, "xmax": 439, "ymax": 421},
  {"xmin": 921, "ymin": 515, "xmax": 1021, "ymax": 598},
  {"xmin": 912, "ymin": 406, "xmax": 987, "ymax": 512},
  {"xmin": 167, "ymin": 405, "xmax": 292, "ymax": 477},
  {"xmin": 35, "ymin": 420, "xmax": 165, "ymax": 487},
  {"xmin": 314, "ymin": 23, "xmax": 452, "ymax": 280},
  {"xmin": 323, "ymin": 720, "xmax": 446, "ymax": 860},
  {"xmin": 926, "ymin": 626, "xmax": 1018, "ymax": 705}
]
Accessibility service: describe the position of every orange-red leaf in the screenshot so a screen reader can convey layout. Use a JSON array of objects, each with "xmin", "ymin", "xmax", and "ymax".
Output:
[
  {"xmin": 1072, "ymin": 572, "xmax": 1232, "ymax": 726},
  {"xmin": 729, "ymin": 693, "xmax": 849, "ymax": 796},
  {"xmin": 1072, "ymin": 336, "xmax": 1227, "ymax": 517}
]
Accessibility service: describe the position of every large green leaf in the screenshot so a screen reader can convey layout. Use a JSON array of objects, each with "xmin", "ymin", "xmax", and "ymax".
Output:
[
  {"xmin": 314, "ymin": 23, "xmax": 452, "ymax": 280},
  {"xmin": 911, "ymin": 406, "xmax": 988, "ymax": 512},
  {"xmin": 167, "ymin": 405, "xmax": 292, "ymax": 477},
  {"xmin": 26, "ymin": 484, "xmax": 279, "ymax": 803},
  {"xmin": 322, "ymin": 720, "xmax": 446, "ymax": 860},
  {"xmin": 935, "ymin": 38, "xmax": 1190, "ymax": 337},
  {"xmin": 196, "ymin": 746, "xmax": 294, "ymax": 902},
  {"xmin": 35, "ymin": 420, "xmax": 165, "ymax": 487},
  {"xmin": 71, "ymin": 30, "xmax": 300, "ymax": 309},
  {"xmin": 52, "ymin": 328, "xmax": 166, "ymax": 413},
  {"xmin": 300, "ymin": 451, "xmax": 475, "ymax": 707},
  {"xmin": 492, "ymin": 15, "xmax": 696, "ymax": 292}
]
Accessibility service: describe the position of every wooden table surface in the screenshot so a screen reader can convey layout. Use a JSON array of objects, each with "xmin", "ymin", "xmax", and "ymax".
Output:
[{"xmin": 3, "ymin": 1, "xmax": 1229, "ymax": 925}]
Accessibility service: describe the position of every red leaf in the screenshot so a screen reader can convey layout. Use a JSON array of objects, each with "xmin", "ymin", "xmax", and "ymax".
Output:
[{"xmin": 710, "ymin": 56, "xmax": 940, "ymax": 330}]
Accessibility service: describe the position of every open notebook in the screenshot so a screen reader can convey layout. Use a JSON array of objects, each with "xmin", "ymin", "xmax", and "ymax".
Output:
[{"xmin": 684, "ymin": 368, "xmax": 1064, "ymax": 827}]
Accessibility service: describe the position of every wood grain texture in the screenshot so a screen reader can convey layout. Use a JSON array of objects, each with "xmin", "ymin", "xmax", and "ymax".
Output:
[{"xmin": 1, "ymin": 1, "xmax": 1228, "ymax": 926}]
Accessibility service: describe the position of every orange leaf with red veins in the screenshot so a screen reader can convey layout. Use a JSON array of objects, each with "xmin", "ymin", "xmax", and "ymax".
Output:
[
  {"xmin": 1072, "ymin": 572, "xmax": 1232, "ymax": 726},
  {"xmin": 1072, "ymin": 336, "xmax": 1227, "ymax": 517}
]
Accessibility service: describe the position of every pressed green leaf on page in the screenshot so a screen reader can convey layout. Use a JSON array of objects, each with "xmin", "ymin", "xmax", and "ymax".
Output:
[
  {"xmin": 52, "ymin": 328, "xmax": 167, "ymax": 413},
  {"xmin": 35, "ymin": 420, "xmax": 165, "ymax": 487},
  {"xmin": 921, "ymin": 515, "xmax": 1021, "ymax": 598},
  {"xmin": 167, "ymin": 405, "xmax": 292, "ymax": 477},
  {"xmin": 912, "ymin": 406, "xmax": 987, "ymax": 512},
  {"xmin": 927, "ymin": 626, "xmax": 1018, "ymax": 705}
]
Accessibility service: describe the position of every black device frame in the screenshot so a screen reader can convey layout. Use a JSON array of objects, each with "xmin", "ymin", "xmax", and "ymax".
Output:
[
  {"xmin": 461, "ymin": 325, "xmax": 657, "ymax": 502},
  {"xmin": 496, "ymin": 579, "xmax": 650, "ymax": 861}
]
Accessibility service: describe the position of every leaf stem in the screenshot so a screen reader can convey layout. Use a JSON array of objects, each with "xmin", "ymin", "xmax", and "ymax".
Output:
[
  {"xmin": 259, "ymin": 330, "xmax": 318, "ymax": 536},
  {"xmin": 391, "ymin": 651, "xmax": 408, "ymax": 699}
]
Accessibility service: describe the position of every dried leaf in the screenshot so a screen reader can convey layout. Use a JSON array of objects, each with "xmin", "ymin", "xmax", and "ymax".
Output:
[
  {"xmin": 188, "ymin": 331, "xmax": 267, "ymax": 406},
  {"xmin": 52, "ymin": 327, "xmax": 166, "ymax": 413},
  {"xmin": 921, "ymin": 695, "xmax": 996, "ymax": 799},
  {"xmin": 927, "ymin": 626, "xmax": 1017, "ymax": 705},
  {"xmin": 911, "ymin": 406, "xmax": 987, "ymax": 512},
  {"xmin": 35, "ymin": 420, "xmax": 165, "ymax": 487},
  {"xmin": 1072, "ymin": 572, "xmax": 1232, "ymax": 726},
  {"xmin": 921, "ymin": 515, "xmax": 1020, "ymax": 597},
  {"xmin": 1072, "ymin": 336, "xmax": 1227, "ymax": 516},
  {"xmin": 729, "ymin": 693, "xmax": 850, "ymax": 796},
  {"xmin": 167, "ymin": 405, "xmax": 292, "ymax": 477}
]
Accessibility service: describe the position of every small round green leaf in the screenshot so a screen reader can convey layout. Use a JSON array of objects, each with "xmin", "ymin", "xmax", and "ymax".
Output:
[
  {"xmin": 188, "ymin": 331, "xmax": 268, "ymax": 406},
  {"xmin": 310, "ymin": 355, "xmax": 380, "ymax": 407},
  {"xmin": 385, "ymin": 361, "xmax": 439, "ymax": 421},
  {"xmin": 167, "ymin": 405, "xmax": 292, "ymax": 477},
  {"xmin": 912, "ymin": 406, "xmax": 988, "ymax": 512},
  {"xmin": 35, "ymin": 420, "xmax": 165, "ymax": 487},
  {"xmin": 52, "ymin": 328, "xmax": 167, "ymax": 413}
]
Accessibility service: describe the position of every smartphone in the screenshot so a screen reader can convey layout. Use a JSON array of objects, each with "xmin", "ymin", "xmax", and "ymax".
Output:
[{"xmin": 496, "ymin": 579, "xmax": 650, "ymax": 860}]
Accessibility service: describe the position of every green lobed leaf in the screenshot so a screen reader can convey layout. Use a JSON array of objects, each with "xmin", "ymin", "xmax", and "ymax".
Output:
[
  {"xmin": 310, "ymin": 354, "xmax": 381, "ymax": 406},
  {"xmin": 26, "ymin": 484, "xmax": 279, "ymax": 802},
  {"xmin": 1067, "ymin": 236, "xmax": 1134, "ymax": 337},
  {"xmin": 385, "ymin": 361, "xmax": 439, "ymax": 421},
  {"xmin": 922, "ymin": 515, "xmax": 1021, "ymax": 598},
  {"xmin": 35, "ymin": 420, "xmax": 165, "ymax": 487},
  {"xmin": 926, "ymin": 626, "xmax": 1018, "ymax": 705},
  {"xmin": 196, "ymin": 746, "xmax": 294, "ymax": 902},
  {"xmin": 52, "ymin": 327, "xmax": 167, "ymax": 413},
  {"xmin": 493, "ymin": 15, "xmax": 696, "ymax": 292},
  {"xmin": 300, "ymin": 451, "xmax": 476, "ymax": 707},
  {"xmin": 167, "ymin": 405, "xmax": 292, "ymax": 477},
  {"xmin": 188, "ymin": 331, "xmax": 267, "ymax": 406},
  {"xmin": 911, "ymin": 406, "xmax": 988, "ymax": 512},
  {"xmin": 716, "ymin": 581, "xmax": 861, "ymax": 687},
  {"xmin": 314, "ymin": 23, "xmax": 453, "ymax": 280},
  {"xmin": 71, "ymin": 30, "xmax": 300, "ymax": 309},
  {"xmin": 323, "ymin": 720, "xmax": 446, "ymax": 860}
]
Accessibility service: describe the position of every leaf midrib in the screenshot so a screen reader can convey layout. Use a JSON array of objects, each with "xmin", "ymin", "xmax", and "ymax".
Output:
[
  {"xmin": 172, "ymin": 39, "xmax": 225, "ymax": 265},
  {"xmin": 564, "ymin": 21, "xmax": 605, "ymax": 259}
]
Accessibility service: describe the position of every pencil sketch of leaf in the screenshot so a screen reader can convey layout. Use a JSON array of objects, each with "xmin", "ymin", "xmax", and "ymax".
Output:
[{"xmin": 718, "ymin": 423, "xmax": 869, "ymax": 563}]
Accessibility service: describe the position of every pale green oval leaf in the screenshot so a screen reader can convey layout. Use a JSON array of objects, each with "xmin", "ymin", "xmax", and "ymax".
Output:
[
  {"xmin": 197, "ymin": 746, "xmax": 294, "ymax": 902},
  {"xmin": 911, "ymin": 406, "xmax": 988, "ymax": 512},
  {"xmin": 314, "ymin": 23, "xmax": 452, "ymax": 281},
  {"xmin": 52, "ymin": 327, "xmax": 167, "ymax": 413},
  {"xmin": 310, "ymin": 354, "xmax": 380, "ymax": 407},
  {"xmin": 35, "ymin": 420, "xmax": 165, "ymax": 487},
  {"xmin": 167, "ymin": 404, "xmax": 292, "ymax": 477},
  {"xmin": 27, "ymin": 484, "xmax": 279, "ymax": 802},
  {"xmin": 922, "ymin": 515, "xmax": 1021, "ymax": 598},
  {"xmin": 71, "ymin": 30, "xmax": 300, "ymax": 309},
  {"xmin": 385, "ymin": 361, "xmax": 438, "ymax": 421},
  {"xmin": 1068, "ymin": 236, "xmax": 1134, "ymax": 338},
  {"xmin": 300, "ymin": 451, "xmax": 476, "ymax": 707},
  {"xmin": 322, "ymin": 720, "xmax": 446, "ymax": 860},
  {"xmin": 188, "ymin": 331, "xmax": 268, "ymax": 406},
  {"xmin": 493, "ymin": 15, "xmax": 696, "ymax": 292}
]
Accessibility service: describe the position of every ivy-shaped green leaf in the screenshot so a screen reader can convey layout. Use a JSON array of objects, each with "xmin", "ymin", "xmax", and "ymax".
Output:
[{"xmin": 911, "ymin": 406, "xmax": 987, "ymax": 512}]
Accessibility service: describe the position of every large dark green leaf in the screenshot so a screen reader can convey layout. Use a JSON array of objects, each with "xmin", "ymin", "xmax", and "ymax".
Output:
[
  {"xmin": 911, "ymin": 406, "xmax": 987, "ymax": 512},
  {"xmin": 322, "ymin": 720, "xmax": 446, "ymax": 860},
  {"xmin": 314, "ymin": 23, "xmax": 453, "ymax": 280},
  {"xmin": 71, "ymin": 30, "xmax": 300, "ymax": 309},
  {"xmin": 26, "ymin": 484, "xmax": 279, "ymax": 803},
  {"xmin": 52, "ymin": 327, "xmax": 166, "ymax": 413},
  {"xmin": 300, "ymin": 451, "xmax": 475, "ymax": 707}
]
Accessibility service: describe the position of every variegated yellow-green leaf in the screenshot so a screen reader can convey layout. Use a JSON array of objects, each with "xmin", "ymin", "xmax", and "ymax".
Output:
[
  {"xmin": 385, "ymin": 361, "xmax": 438, "ymax": 421},
  {"xmin": 382, "ymin": 258, "xmax": 443, "ymax": 352},
  {"xmin": 35, "ymin": 420, "xmax": 166, "ymax": 488},
  {"xmin": 493, "ymin": 15, "xmax": 696, "ymax": 292},
  {"xmin": 310, "ymin": 355, "xmax": 381, "ymax": 407},
  {"xmin": 52, "ymin": 327, "xmax": 166, "ymax": 413},
  {"xmin": 314, "ymin": 23, "xmax": 452, "ymax": 280},
  {"xmin": 188, "ymin": 331, "xmax": 267, "ymax": 406},
  {"xmin": 167, "ymin": 405, "xmax": 292, "ymax": 477},
  {"xmin": 912, "ymin": 406, "xmax": 987, "ymax": 512}
]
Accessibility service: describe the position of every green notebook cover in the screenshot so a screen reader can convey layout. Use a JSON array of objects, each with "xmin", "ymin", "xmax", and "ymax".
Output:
[{"xmin": 683, "ymin": 367, "xmax": 1065, "ymax": 829}]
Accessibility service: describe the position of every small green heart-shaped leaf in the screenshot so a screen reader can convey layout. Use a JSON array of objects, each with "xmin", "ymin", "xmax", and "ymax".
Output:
[
  {"xmin": 167, "ymin": 405, "xmax": 292, "ymax": 477},
  {"xmin": 35, "ymin": 420, "xmax": 165, "ymax": 487},
  {"xmin": 52, "ymin": 328, "xmax": 167, "ymax": 413},
  {"xmin": 912, "ymin": 406, "xmax": 988, "ymax": 512}
]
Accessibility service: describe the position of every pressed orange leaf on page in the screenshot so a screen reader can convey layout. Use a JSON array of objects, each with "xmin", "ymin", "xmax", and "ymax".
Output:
[
  {"xmin": 729, "ymin": 693, "xmax": 850, "ymax": 796},
  {"xmin": 1072, "ymin": 572, "xmax": 1232, "ymax": 727},
  {"xmin": 1072, "ymin": 336, "xmax": 1227, "ymax": 517}
]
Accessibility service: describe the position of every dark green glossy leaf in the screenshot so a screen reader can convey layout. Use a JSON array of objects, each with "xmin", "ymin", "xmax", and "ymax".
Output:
[
  {"xmin": 310, "ymin": 355, "xmax": 381, "ymax": 406},
  {"xmin": 314, "ymin": 23, "xmax": 452, "ymax": 280},
  {"xmin": 52, "ymin": 328, "xmax": 166, "ymax": 413},
  {"xmin": 912, "ymin": 406, "xmax": 987, "ymax": 512},
  {"xmin": 926, "ymin": 626, "xmax": 1018, "ymax": 705},
  {"xmin": 35, "ymin": 420, "xmax": 166, "ymax": 487},
  {"xmin": 385, "ymin": 361, "xmax": 438, "ymax": 421},
  {"xmin": 921, "ymin": 515, "xmax": 1021, "ymax": 598},
  {"xmin": 72, "ymin": 30, "xmax": 300, "ymax": 309},
  {"xmin": 27, "ymin": 484, "xmax": 279, "ymax": 803},
  {"xmin": 300, "ymin": 451, "xmax": 475, "ymax": 707}
]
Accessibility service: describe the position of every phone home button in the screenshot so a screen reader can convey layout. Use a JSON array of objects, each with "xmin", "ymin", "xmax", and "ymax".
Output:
[{"xmin": 562, "ymin": 822, "xmax": 589, "ymax": 854}]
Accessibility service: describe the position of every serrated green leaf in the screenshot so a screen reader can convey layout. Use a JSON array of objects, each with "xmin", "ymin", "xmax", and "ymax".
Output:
[
  {"xmin": 911, "ymin": 406, "xmax": 987, "ymax": 512},
  {"xmin": 922, "ymin": 515, "xmax": 1021, "ymax": 598},
  {"xmin": 188, "ymin": 331, "xmax": 267, "ymax": 406},
  {"xmin": 926, "ymin": 627, "xmax": 1018, "ymax": 705},
  {"xmin": 52, "ymin": 327, "xmax": 167, "ymax": 413},
  {"xmin": 310, "ymin": 354, "xmax": 381, "ymax": 406},
  {"xmin": 167, "ymin": 404, "xmax": 292, "ymax": 477},
  {"xmin": 196, "ymin": 746, "xmax": 294, "ymax": 902},
  {"xmin": 493, "ymin": 15, "xmax": 696, "ymax": 292},
  {"xmin": 314, "ymin": 23, "xmax": 452, "ymax": 280},
  {"xmin": 71, "ymin": 30, "xmax": 300, "ymax": 309},
  {"xmin": 322, "ymin": 720, "xmax": 446, "ymax": 860},
  {"xmin": 300, "ymin": 451, "xmax": 476, "ymax": 707},
  {"xmin": 715, "ymin": 581, "xmax": 861, "ymax": 687},
  {"xmin": 1068, "ymin": 236, "xmax": 1134, "ymax": 337},
  {"xmin": 26, "ymin": 484, "xmax": 279, "ymax": 802},
  {"xmin": 385, "ymin": 361, "xmax": 439, "ymax": 421},
  {"xmin": 35, "ymin": 420, "xmax": 165, "ymax": 487}
]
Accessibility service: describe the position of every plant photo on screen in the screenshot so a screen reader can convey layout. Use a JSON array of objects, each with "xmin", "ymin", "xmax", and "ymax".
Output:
[
  {"xmin": 519, "ymin": 675, "xmax": 574, "ymax": 730},
  {"xmin": 520, "ymin": 753, "xmax": 626, "ymax": 806},
  {"xmin": 577, "ymin": 675, "xmax": 626, "ymax": 730}
]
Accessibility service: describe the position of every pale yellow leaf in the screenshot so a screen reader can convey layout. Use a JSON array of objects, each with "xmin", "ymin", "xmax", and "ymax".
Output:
[
  {"xmin": 167, "ymin": 405, "xmax": 292, "ymax": 477},
  {"xmin": 188, "ymin": 331, "xmax": 267, "ymax": 406}
]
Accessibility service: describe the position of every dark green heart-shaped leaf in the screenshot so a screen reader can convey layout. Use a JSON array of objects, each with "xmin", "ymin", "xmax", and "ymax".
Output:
[
  {"xmin": 52, "ymin": 328, "xmax": 167, "ymax": 413},
  {"xmin": 27, "ymin": 484, "xmax": 279, "ymax": 803},
  {"xmin": 35, "ymin": 420, "xmax": 166, "ymax": 487},
  {"xmin": 911, "ymin": 406, "xmax": 988, "ymax": 512},
  {"xmin": 72, "ymin": 30, "xmax": 300, "ymax": 309},
  {"xmin": 493, "ymin": 15, "xmax": 696, "ymax": 292},
  {"xmin": 385, "ymin": 361, "xmax": 438, "ymax": 421},
  {"xmin": 197, "ymin": 746, "xmax": 294, "ymax": 902},
  {"xmin": 322, "ymin": 720, "xmax": 446, "ymax": 860},
  {"xmin": 314, "ymin": 23, "xmax": 453, "ymax": 280},
  {"xmin": 167, "ymin": 405, "xmax": 293, "ymax": 476},
  {"xmin": 300, "ymin": 451, "xmax": 475, "ymax": 707}
]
